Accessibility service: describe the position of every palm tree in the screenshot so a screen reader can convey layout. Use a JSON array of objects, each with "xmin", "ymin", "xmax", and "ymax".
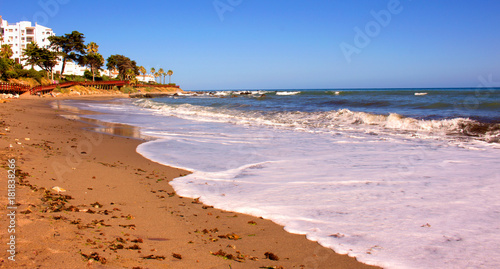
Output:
[
  {"xmin": 138, "ymin": 66, "xmax": 146, "ymax": 82},
  {"xmin": 86, "ymin": 42, "xmax": 99, "ymax": 54},
  {"xmin": 158, "ymin": 68, "xmax": 165, "ymax": 84},
  {"xmin": 167, "ymin": 69, "xmax": 173, "ymax": 84},
  {"xmin": 154, "ymin": 72, "xmax": 160, "ymax": 84},
  {"xmin": 83, "ymin": 53, "xmax": 104, "ymax": 81},
  {"xmin": 150, "ymin": 67, "xmax": 155, "ymax": 83},
  {"xmin": 0, "ymin": 44, "xmax": 13, "ymax": 59},
  {"xmin": 84, "ymin": 42, "xmax": 102, "ymax": 81},
  {"xmin": 125, "ymin": 68, "xmax": 135, "ymax": 80},
  {"xmin": 139, "ymin": 66, "xmax": 146, "ymax": 76}
]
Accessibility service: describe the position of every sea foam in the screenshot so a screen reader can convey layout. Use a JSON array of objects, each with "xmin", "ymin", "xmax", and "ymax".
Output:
[
  {"xmin": 135, "ymin": 99, "xmax": 500, "ymax": 144},
  {"xmin": 64, "ymin": 98, "xmax": 500, "ymax": 269}
]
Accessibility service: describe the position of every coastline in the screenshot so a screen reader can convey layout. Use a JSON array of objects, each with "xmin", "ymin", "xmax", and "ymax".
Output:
[{"xmin": 0, "ymin": 97, "xmax": 379, "ymax": 268}]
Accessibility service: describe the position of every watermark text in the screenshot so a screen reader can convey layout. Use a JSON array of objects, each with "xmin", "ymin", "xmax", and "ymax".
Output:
[
  {"xmin": 340, "ymin": 0, "xmax": 404, "ymax": 63},
  {"xmin": 6, "ymin": 158, "xmax": 17, "ymax": 261},
  {"xmin": 213, "ymin": 0, "xmax": 244, "ymax": 22}
]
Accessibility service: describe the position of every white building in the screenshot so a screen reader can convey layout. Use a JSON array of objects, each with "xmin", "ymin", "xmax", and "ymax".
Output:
[
  {"xmin": 0, "ymin": 16, "xmax": 86, "ymax": 76},
  {"xmin": 0, "ymin": 16, "xmax": 54, "ymax": 64},
  {"xmin": 136, "ymin": 74, "xmax": 156, "ymax": 83}
]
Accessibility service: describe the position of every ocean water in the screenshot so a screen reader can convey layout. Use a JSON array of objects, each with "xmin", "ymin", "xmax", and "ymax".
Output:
[{"xmin": 64, "ymin": 88, "xmax": 500, "ymax": 268}]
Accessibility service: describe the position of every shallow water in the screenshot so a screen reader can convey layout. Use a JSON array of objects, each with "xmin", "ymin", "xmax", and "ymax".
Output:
[{"xmin": 64, "ymin": 91, "xmax": 500, "ymax": 268}]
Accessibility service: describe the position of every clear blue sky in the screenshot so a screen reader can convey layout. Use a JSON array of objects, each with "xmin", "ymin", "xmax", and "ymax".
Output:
[{"xmin": 2, "ymin": 0, "xmax": 499, "ymax": 90}]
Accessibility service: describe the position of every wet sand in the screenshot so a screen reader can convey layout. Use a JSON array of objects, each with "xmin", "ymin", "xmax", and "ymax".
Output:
[{"xmin": 0, "ymin": 97, "xmax": 380, "ymax": 268}]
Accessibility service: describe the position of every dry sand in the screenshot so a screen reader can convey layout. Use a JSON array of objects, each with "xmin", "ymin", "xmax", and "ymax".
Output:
[{"xmin": 0, "ymin": 97, "xmax": 380, "ymax": 268}]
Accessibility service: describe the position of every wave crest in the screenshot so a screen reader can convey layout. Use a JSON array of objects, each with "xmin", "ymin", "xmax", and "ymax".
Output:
[{"xmin": 134, "ymin": 99, "xmax": 500, "ymax": 143}]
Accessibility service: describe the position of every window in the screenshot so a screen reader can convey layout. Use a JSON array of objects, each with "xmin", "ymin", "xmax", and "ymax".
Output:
[{"xmin": 8, "ymin": 29, "xmax": 13, "ymax": 32}]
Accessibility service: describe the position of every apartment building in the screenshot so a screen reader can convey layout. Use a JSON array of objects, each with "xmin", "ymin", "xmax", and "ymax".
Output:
[
  {"xmin": 0, "ymin": 16, "xmax": 94, "ymax": 76},
  {"xmin": 136, "ymin": 74, "xmax": 156, "ymax": 83},
  {"xmin": 0, "ymin": 16, "xmax": 54, "ymax": 64}
]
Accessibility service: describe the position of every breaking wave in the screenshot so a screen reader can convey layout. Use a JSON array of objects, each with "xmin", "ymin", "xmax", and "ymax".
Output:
[{"xmin": 134, "ymin": 99, "xmax": 500, "ymax": 144}]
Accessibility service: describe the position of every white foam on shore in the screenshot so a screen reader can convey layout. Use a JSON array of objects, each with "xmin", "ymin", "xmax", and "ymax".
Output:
[
  {"xmin": 65, "ymin": 99, "xmax": 500, "ymax": 269},
  {"xmin": 137, "ymin": 122, "xmax": 500, "ymax": 269}
]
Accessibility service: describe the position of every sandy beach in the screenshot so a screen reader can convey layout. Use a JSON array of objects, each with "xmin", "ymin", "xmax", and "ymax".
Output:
[{"xmin": 0, "ymin": 96, "xmax": 379, "ymax": 268}]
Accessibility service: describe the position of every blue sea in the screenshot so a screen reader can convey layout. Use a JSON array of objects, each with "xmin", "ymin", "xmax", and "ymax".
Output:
[
  {"xmin": 63, "ymin": 88, "xmax": 500, "ymax": 268},
  {"xmin": 164, "ymin": 88, "xmax": 500, "ymax": 122}
]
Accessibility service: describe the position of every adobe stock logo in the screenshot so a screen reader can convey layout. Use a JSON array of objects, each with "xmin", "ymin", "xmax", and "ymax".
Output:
[
  {"xmin": 213, "ymin": 0, "xmax": 244, "ymax": 22},
  {"xmin": 340, "ymin": 0, "xmax": 406, "ymax": 63},
  {"xmin": 454, "ymin": 74, "xmax": 500, "ymax": 112},
  {"xmin": 22, "ymin": 0, "xmax": 70, "ymax": 26}
]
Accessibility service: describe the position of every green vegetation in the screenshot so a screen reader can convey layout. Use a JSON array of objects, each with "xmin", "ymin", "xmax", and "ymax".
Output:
[
  {"xmin": 150, "ymin": 67, "xmax": 155, "ymax": 80},
  {"xmin": 158, "ymin": 68, "xmax": 165, "ymax": 84},
  {"xmin": 1, "ymin": 28, "xmax": 175, "ymax": 87},
  {"xmin": 48, "ymin": 31, "xmax": 86, "ymax": 75},
  {"xmin": 22, "ymin": 42, "xmax": 58, "ymax": 79},
  {"xmin": 81, "ymin": 42, "xmax": 104, "ymax": 81},
  {"xmin": 138, "ymin": 66, "xmax": 146, "ymax": 78},
  {"xmin": 1, "ymin": 44, "xmax": 14, "ymax": 59},
  {"xmin": 167, "ymin": 69, "xmax": 173, "ymax": 84},
  {"xmin": 0, "ymin": 44, "xmax": 46, "ymax": 82},
  {"xmin": 106, "ymin": 54, "xmax": 139, "ymax": 81},
  {"xmin": 119, "ymin": 85, "xmax": 137, "ymax": 94}
]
